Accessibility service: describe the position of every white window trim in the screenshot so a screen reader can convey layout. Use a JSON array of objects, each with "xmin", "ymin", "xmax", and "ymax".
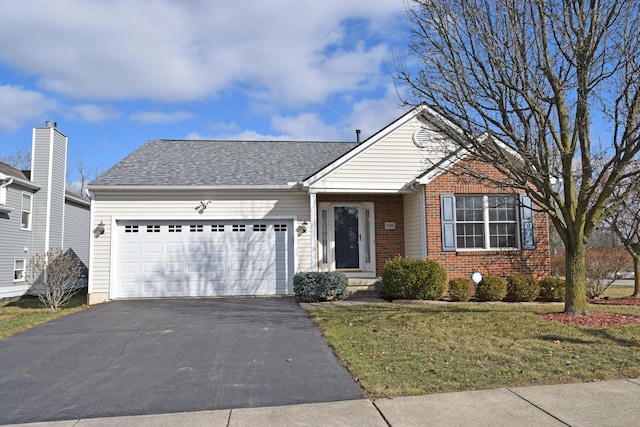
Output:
[
  {"xmin": 456, "ymin": 195, "xmax": 520, "ymax": 251},
  {"xmin": 20, "ymin": 192, "xmax": 32, "ymax": 231},
  {"xmin": 13, "ymin": 259, "xmax": 26, "ymax": 282}
]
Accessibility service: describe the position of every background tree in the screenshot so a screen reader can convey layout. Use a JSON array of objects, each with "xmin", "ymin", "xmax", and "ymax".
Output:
[
  {"xmin": 395, "ymin": 0, "xmax": 640, "ymax": 315},
  {"xmin": 605, "ymin": 188, "xmax": 640, "ymax": 297},
  {"xmin": 0, "ymin": 148, "xmax": 31, "ymax": 170}
]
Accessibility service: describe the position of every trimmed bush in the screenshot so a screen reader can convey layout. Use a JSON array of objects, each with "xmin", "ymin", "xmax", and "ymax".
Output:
[
  {"xmin": 539, "ymin": 277, "xmax": 566, "ymax": 302},
  {"xmin": 448, "ymin": 277, "xmax": 474, "ymax": 302},
  {"xmin": 293, "ymin": 272, "xmax": 348, "ymax": 303},
  {"xmin": 381, "ymin": 257, "xmax": 447, "ymax": 300},
  {"xmin": 476, "ymin": 275, "xmax": 507, "ymax": 301},
  {"xmin": 506, "ymin": 274, "xmax": 540, "ymax": 302}
]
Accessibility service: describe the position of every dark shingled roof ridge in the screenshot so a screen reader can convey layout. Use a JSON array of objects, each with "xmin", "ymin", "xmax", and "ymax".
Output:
[{"xmin": 90, "ymin": 139, "xmax": 359, "ymax": 187}]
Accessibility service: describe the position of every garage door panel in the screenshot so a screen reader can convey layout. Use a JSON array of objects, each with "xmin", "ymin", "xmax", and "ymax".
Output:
[
  {"xmin": 144, "ymin": 243, "xmax": 162, "ymax": 254},
  {"xmin": 123, "ymin": 243, "xmax": 141, "ymax": 255},
  {"xmin": 116, "ymin": 220, "xmax": 292, "ymax": 298}
]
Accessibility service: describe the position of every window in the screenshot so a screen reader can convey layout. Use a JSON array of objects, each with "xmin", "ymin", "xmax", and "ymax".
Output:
[
  {"xmin": 253, "ymin": 224, "xmax": 266, "ymax": 232},
  {"xmin": 441, "ymin": 194, "xmax": 534, "ymax": 251},
  {"xmin": 232, "ymin": 224, "xmax": 246, "ymax": 232},
  {"xmin": 211, "ymin": 224, "xmax": 224, "ymax": 232},
  {"xmin": 190, "ymin": 225, "xmax": 204, "ymax": 233},
  {"xmin": 13, "ymin": 259, "xmax": 25, "ymax": 282},
  {"xmin": 125, "ymin": 225, "xmax": 139, "ymax": 233},
  {"xmin": 168, "ymin": 225, "xmax": 182, "ymax": 233},
  {"xmin": 21, "ymin": 193, "xmax": 32, "ymax": 230},
  {"xmin": 147, "ymin": 225, "xmax": 160, "ymax": 233}
]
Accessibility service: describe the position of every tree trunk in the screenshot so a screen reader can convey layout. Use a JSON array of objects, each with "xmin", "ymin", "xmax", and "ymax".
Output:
[
  {"xmin": 633, "ymin": 256, "xmax": 640, "ymax": 298},
  {"xmin": 564, "ymin": 242, "xmax": 589, "ymax": 315}
]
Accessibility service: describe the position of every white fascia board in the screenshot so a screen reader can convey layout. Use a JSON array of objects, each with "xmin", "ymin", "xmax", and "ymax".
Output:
[
  {"xmin": 0, "ymin": 205, "xmax": 12, "ymax": 213},
  {"xmin": 7, "ymin": 176, "xmax": 40, "ymax": 191},
  {"xmin": 303, "ymin": 106, "xmax": 430, "ymax": 187},
  {"xmin": 87, "ymin": 184, "xmax": 301, "ymax": 192},
  {"xmin": 308, "ymin": 187, "xmax": 413, "ymax": 194}
]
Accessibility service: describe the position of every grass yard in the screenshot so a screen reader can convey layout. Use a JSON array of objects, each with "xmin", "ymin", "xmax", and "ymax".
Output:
[
  {"xmin": 0, "ymin": 292, "xmax": 88, "ymax": 340},
  {"xmin": 306, "ymin": 302, "xmax": 640, "ymax": 398},
  {"xmin": 602, "ymin": 285, "xmax": 637, "ymax": 299}
]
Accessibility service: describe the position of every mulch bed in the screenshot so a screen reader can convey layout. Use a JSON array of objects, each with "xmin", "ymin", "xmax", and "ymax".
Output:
[{"xmin": 540, "ymin": 296, "xmax": 640, "ymax": 328}]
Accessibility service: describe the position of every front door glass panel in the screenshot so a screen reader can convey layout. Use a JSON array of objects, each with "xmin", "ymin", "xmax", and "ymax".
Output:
[{"xmin": 334, "ymin": 206, "xmax": 359, "ymax": 269}]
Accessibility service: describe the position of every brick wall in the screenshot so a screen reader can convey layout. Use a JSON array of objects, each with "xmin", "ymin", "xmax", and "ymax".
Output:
[
  {"xmin": 424, "ymin": 158, "xmax": 551, "ymax": 281},
  {"xmin": 317, "ymin": 194, "xmax": 404, "ymax": 275}
]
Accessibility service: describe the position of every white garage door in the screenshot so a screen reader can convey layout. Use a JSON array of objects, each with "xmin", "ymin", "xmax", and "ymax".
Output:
[{"xmin": 115, "ymin": 220, "xmax": 293, "ymax": 298}]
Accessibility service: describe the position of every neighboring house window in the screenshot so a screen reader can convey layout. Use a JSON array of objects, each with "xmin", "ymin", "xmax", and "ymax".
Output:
[
  {"xmin": 21, "ymin": 193, "xmax": 32, "ymax": 230},
  {"xmin": 13, "ymin": 259, "xmax": 26, "ymax": 282},
  {"xmin": 441, "ymin": 194, "xmax": 535, "ymax": 251}
]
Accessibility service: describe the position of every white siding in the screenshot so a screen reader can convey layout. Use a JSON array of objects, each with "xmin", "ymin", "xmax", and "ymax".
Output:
[
  {"xmin": 89, "ymin": 190, "xmax": 312, "ymax": 297},
  {"xmin": 403, "ymin": 190, "xmax": 425, "ymax": 258},
  {"xmin": 312, "ymin": 117, "xmax": 453, "ymax": 191}
]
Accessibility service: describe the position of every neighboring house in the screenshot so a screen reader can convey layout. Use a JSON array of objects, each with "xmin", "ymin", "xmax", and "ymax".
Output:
[
  {"xmin": 86, "ymin": 106, "xmax": 550, "ymax": 304},
  {"xmin": 0, "ymin": 122, "xmax": 91, "ymax": 299}
]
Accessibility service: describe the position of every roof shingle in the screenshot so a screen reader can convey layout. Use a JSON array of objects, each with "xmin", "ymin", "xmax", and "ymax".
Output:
[{"xmin": 90, "ymin": 140, "xmax": 358, "ymax": 186}]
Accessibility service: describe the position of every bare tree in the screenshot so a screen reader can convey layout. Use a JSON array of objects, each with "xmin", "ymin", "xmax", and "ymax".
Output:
[
  {"xmin": 0, "ymin": 147, "xmax": 31, "ymax": 170},
  {"xmin": 27, "ymin": 248, "xmax": 85, "ymax": 312},
  {"xmin": 66, "ymin": 155, "xmax": 103, "ymax": 198},
  {"xmin": 395, "ymin": 0, "xmax": 640, "ymax": 315},
  {"xmin": 606, "ymin": 189, "xmax": 640, "ymax": 297}
]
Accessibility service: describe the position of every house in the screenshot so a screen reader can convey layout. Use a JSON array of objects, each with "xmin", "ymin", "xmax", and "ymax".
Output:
[
  {"xmin": 86, "ymin": 106, "xmax": 550, "ymax": 304},
  {"xmin": 0, "ymin": 122, "xmax": 91, "ymax": 299}
]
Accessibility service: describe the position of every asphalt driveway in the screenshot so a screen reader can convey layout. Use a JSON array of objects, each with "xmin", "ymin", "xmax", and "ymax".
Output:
[{"xmin": 0, "ymin": 297, "xmax": 363, "ymax": 424}]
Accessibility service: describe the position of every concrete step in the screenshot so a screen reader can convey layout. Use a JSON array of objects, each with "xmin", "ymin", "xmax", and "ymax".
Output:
[{"xmin": 347, "ymin": 278, "xmax": 379, "ymax": 299}]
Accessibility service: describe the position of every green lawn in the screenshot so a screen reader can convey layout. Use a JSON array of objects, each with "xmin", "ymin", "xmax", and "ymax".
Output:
[
  {"xmin": 0, "ymin": 292, "xmax": 88, "ymax": 339},
  {"xmin": 306, "ymin": 302, "xmax": 640, "ymax": 398}
]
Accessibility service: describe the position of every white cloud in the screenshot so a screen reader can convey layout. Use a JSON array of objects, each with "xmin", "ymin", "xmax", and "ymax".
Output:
[
  {"xmin": 0, "ymin": 84, "xmax": 56, "ymax": 132},
  {"xmin": 71, "ymin": 104, "xmax": 121, "ymax": 122},
  {"xmin": 271, "ymin": 113, "xmax": 344, "ymax": 141},
  {"xmin": 131, "ymin": 111, "xmax": 194, "ymax": 124},
  {"xmin": 0, "ymin": 1, "xmax": 406, "ymax": 108}
]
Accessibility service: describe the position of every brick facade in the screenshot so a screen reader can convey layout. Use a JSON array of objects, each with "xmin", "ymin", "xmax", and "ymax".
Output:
[
  {"xmin": 423, "ymin": 158, "xmax": 551, "ymax": 281},
  {"xmin": 317, "ymin": 194, "xmax": 404, "ymax": 275},
  {"xmin": 316, "ymin": 158, "xmax": 551, "ymax": 281}
]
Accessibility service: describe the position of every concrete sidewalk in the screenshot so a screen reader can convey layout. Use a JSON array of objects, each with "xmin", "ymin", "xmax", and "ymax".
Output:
[{"xmin": 5, "ymin": 378, "xmax": 639, "ymax": 427}]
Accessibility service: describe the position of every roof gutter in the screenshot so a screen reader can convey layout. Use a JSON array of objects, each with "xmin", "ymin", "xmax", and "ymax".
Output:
[
  {"xmin": 0, "ymin": 172, "xmax": 40, "ymax": 191},
  {"xmin": 87, "ymin": 184, "xmax": 304, "ymax": 192}
]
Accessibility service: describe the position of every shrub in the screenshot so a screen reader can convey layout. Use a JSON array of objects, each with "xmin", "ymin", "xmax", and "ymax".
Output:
[
  {"xmin": 506, "ymin": 274, "xmax": 540, "ymax": 302},
  {"xmin": 381, "ymin": 257, "xmax": 447, "ymax": 300},
  {"xmin": 27, "ymin": 248, "xmax": 86, "ymax": 312},
  {"xmin": 539, "ymin": 277, "xmax": 566, "ymax": 302},
  {"xmin": 476, "ymin": 275, "xmax": 507, "ymax": 302},
  {"xmin": 448, "ymin": 277, "xmax": 474, "ymax": 302},
  {"xmin": 585, "ymin": 249, "xmax": 631, "ymax": 298},
  {"xmin": 293, "ymin": 272, "xmax": 348, "ymax": 303}
]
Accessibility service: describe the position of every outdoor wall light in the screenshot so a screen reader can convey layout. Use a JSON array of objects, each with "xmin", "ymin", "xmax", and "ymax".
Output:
[
  {"xmin": 94, "ymin": 221, "xmax": 105, "ymax": 238},
  {"xmin": 301, "ymin": 221, "xmax": 308, "ymax": 233}
]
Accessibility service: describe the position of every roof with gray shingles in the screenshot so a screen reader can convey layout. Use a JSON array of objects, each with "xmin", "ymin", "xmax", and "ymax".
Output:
[
  {"xmin": 90, "ymin": 139, "xmax": 359, "ymax": 186},
  {"xmin": 0, "ymin": 162, "xmax": 30, "ymax": 180}
]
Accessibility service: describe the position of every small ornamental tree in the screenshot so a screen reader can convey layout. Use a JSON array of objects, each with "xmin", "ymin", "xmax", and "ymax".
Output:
[{"xmin": 27, "ymin": 248, "xmax": 85, "ymax": 312}]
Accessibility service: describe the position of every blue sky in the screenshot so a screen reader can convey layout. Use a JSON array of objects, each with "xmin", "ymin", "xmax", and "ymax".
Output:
[{"xmin": 0, "ymin": 1, "xmax": 412, "ymax": 185}]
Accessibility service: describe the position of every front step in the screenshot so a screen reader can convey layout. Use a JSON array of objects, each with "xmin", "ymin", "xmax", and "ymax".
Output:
[{"xmin": 347, "ymin": 278, "xmax": 380, "ymax": 298}]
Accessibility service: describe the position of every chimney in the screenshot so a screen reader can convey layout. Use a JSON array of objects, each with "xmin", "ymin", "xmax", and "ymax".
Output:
[{"xmin": 355, "ymin": 129, "xmax": 361, "ymax": 143}]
